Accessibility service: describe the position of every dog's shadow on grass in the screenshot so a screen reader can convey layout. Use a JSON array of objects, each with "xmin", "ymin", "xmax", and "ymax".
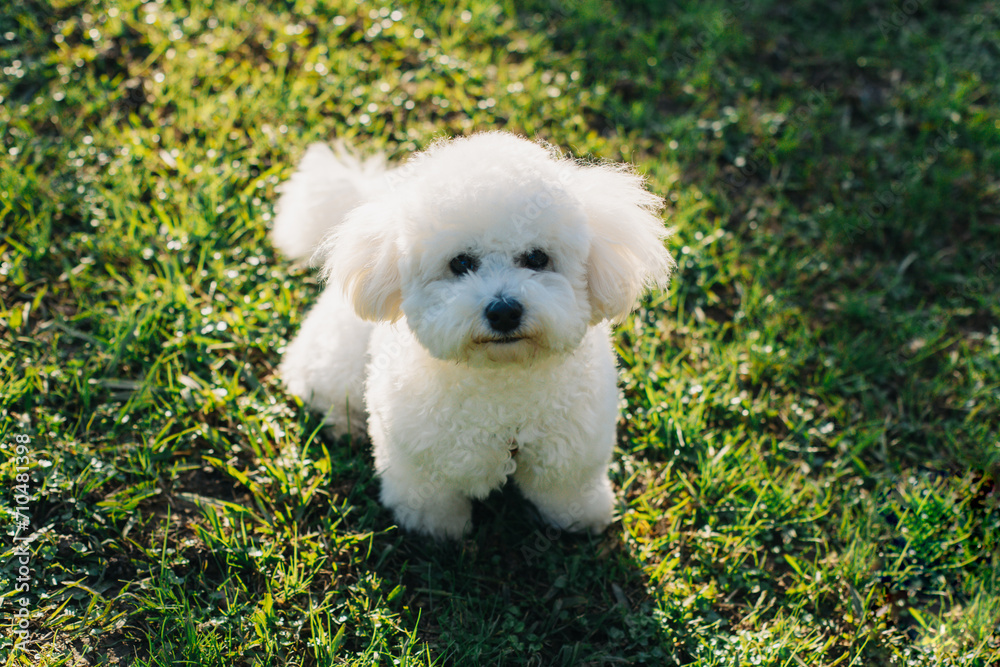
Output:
[
  {"xmin": 373, "ymin": 486, "xmax": 673, "ymax": 665},
  {"xmin": 315, "ymin": 426, "xmax": 675, "ymax": 665}
]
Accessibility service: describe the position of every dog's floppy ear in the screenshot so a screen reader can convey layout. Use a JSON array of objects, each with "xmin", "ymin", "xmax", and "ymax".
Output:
[
  {"xmin": 572, "ymin": 163, "xmax": 675, "ymax": 324},
  {"xmin": 320, "ymin": 201, "xmax": 403, "ymax": 322}
]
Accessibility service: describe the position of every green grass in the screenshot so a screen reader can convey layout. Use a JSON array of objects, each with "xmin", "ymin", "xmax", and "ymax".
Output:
[{"xmin": 1, "ymin": 0, "xmax": 998, "ymax": 664}]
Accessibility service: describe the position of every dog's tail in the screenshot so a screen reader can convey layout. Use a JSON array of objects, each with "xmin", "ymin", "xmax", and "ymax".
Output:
[{"xmin": 271, "ymin": 142, "xmax": 387, "ymax": 263}]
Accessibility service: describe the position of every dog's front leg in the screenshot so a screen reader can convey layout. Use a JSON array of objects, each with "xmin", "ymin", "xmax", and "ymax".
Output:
[
  {"xmin": 515, "ymin": 464, "xmax": 615, "ymax": 534},
  {"xmin": 377, "ymin": 460, "xmax": 474, "ymax": 540}
]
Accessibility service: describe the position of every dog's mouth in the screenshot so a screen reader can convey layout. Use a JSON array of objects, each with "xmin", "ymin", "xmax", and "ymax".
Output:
[
  {"xmin": 469, "ymin": 332, "xmax": 545, "ymax": 364},
  {"xmin": 475, "ymin": 336, "xmax": 525, "ymax": 345}
]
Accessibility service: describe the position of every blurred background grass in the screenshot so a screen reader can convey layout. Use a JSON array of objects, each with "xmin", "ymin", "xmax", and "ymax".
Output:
[{"xmin": 1, "ymin": 0, "xmax": 998, "ymax": 665}]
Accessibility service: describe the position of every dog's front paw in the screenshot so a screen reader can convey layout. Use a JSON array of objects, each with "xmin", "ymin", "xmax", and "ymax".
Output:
[
  {"xmin": 395, "ymin": 499, "xmax": 473, "ymax": 540},
  {"xmin": 521, "ymin": 473, "xmax": 615, "ymax": 534},
  {"xmin": 380, "ymin": 476, "xmax": 473, "ymax": 540}
]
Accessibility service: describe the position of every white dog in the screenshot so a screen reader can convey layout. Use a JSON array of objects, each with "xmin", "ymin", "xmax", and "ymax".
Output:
[{"xmin": 273, "ymin": 132, "xmax": 673, "ymax": 539}]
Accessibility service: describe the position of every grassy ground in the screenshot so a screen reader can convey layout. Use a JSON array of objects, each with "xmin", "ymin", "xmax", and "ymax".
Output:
[{"xmin": 1, "ymin": 0, "xmax": 998, "ymax": 664}]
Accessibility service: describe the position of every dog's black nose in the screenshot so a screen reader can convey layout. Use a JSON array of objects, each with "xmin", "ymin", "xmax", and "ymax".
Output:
[{"xmin": 484, "ymin": 297, "xmax": 523, "ymax": 333}]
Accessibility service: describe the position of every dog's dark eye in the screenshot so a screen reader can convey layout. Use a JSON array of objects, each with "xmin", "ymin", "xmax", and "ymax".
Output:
[
  {"xmin": 521, "ymin": 249, "xmax": 549, "ymax": 270},
  {"xmin": 449, "ymin": 253, "xmax": 479, "ymax": 276}
]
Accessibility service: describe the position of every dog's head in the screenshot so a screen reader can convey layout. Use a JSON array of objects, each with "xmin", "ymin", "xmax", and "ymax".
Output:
[{"xmin": 322, "ymin": 132, "xmax": 674, "ymax": 366}]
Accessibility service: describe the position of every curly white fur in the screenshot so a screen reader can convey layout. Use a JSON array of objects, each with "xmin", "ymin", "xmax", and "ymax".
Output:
[{"xmin": 274, "ymin": 132, "xmax": 673, "ymax": 539}]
